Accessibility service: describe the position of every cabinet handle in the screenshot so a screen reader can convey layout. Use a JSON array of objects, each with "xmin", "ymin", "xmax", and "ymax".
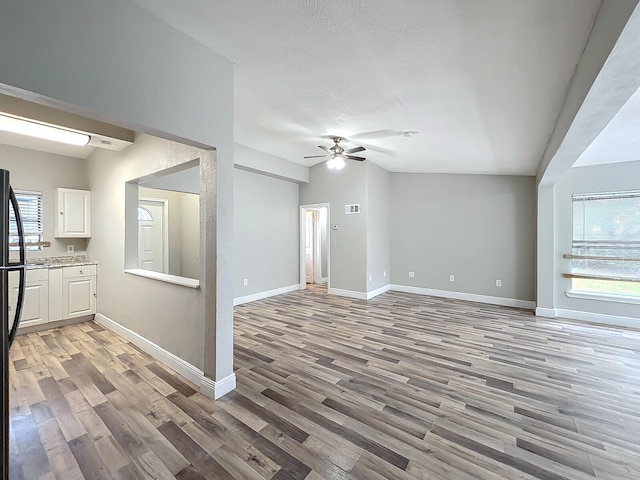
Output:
[{"xmin": 79, "ymin": 270, "xmax": 83, "ymax": 274}]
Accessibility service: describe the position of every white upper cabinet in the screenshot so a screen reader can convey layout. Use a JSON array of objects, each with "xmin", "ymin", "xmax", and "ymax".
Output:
[{"xmin": 55, "ymin": 188, "xmax": 92, "ymax": 237}]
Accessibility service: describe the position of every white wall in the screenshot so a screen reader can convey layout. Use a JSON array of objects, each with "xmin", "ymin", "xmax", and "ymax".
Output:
[
  {"xmin": 391, "ymin": 174, "xmax": 536, "ymax": 303},
  {"xmin": 552, "ymin": 161, "xmax": 640, "ymax": 325},
  {"xmin": 234, "ymin": 169, "xmax": 300, "ymax": 298},
  {"xmin": 0, "ymin": 0, "xmax": 235, "ymax": 386},
  {"xmin": 366, "ymin": 163, "xmax": 391, "ymax": 292},
  {"xmin": 0, "ymin": 144, "xmax": 89, "ymax": 257}
]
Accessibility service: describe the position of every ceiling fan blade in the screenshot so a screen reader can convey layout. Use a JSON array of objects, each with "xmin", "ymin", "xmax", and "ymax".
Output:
[
  {"xmin": 318, "ymin": 145, "xmax": 330, "ymax": 152},
  {"xmin": 303, "ymin": 154, "xmax": 329, "ymax": 159},
  {"xmin": 344, "ymin": 146, "xmax": 365, "ymax": 154},
  {"xmin": 344, "ymin": 155, "xmax": 366, "ymax": 161}
]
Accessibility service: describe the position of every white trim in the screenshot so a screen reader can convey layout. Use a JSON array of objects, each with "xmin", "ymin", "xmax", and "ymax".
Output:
[
  {"xmin": 320, "ymin": 277, "xmax": 328, "ymax": 284},
  {"xmin": 95, "ymin": 313, "xmax": 201, "ymax": 383},
  {"xmin": 389, "ymin": 284, "xmax": 535, "ymax": 310},
  {"xmin": 95, "ymin": 313, "xmax": 236, "ymax": 398},
  {"xmin": 535, "ymin": 307, "xmax": 557, "ymax": 318},
  {"xmin": 328, "ymin": 288, "xmax": 368, "ymax": 300},
  {"xmin": 212, "ymin": 373, "xmax": 237, "ymax": 399},
  {"xmin": 124, "ymin": 268, "xmax": 199, "ymax": 288},
  {"xmin": 366, "ymin": 284, "xmax": 390, "ymax": 300},
  {"xmin": 200, "ymin": 375, "xmax": 217, "ymax": 399},
  {"xmin": 555, "ymin": 309, "xmax": 640, "ymax": 328},
  {"xmin": 566, "ymin": 290, "xmax": 640, "ymax": 305},
  {"xmin": 234, "ymin": 284, "xmax": 300, "ymax": 306}
]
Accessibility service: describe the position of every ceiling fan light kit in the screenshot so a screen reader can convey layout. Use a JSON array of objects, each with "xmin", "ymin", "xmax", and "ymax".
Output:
[
  {"xmin": 326, "ymin": 155, "xmax": 345, "ymax": 170},
  {"xmin": 303, "ymin": 136, "xmax": 366, "ymax": 170}
]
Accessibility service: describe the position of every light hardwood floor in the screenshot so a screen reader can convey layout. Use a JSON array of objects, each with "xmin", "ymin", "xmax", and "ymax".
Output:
[{"xmin": 8, "ymin": 285, "xmax": 640, "ymax": 479}]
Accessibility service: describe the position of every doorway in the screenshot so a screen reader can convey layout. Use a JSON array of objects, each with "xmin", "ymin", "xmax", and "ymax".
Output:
[
  {"xmin": 138, "ymin": 198, "xmax": 168, "ymax": 273},
  {"xmin": 300, "ymin": 204, "xmax": 329, "ymax": 289}
]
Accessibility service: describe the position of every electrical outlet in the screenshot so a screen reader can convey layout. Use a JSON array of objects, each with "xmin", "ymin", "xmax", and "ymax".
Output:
[
  {"xmin": 449, "ymin": 275, "xmax": 455, "ymax": 282},
  {"xmin": 243, "ymin": 279, "xmax": 248, "ymax": 286},
  {"xmin": 369, "ymin": 275, "xmax": 372, "ymax": 282},
  {"xmin": 383, "ymin": 271, "xmax": 386, "ymax": 277},
  {"xmin": 496, "ymin": 280, "xmax": 502, "ymax": 287},
  {"xmin": 67, "ymin": 245, "xmax": 75, "ymax": 254},
  {"xmin": 409, "ymin": 272, "xmax": 415, "ymax": 278}
]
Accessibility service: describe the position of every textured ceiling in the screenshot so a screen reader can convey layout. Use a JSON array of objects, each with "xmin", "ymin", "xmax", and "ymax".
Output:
[{"xmin": 132, "ymin": 0, "xmax": 602, "ymax": 175}]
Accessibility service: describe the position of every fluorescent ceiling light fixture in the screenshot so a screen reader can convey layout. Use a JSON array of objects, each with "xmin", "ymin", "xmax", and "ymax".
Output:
[{"xmin": 0, "ymin": 114, "xmax": 90, "ymax": 146}]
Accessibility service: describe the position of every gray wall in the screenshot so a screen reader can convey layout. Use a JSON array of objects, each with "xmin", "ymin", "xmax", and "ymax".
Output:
[
  {"xmin": 390, "ymin": 174, "xmax": 536, "ymax": 301},
  {"xmin": 0, "ymin": 144, "xmax": 89, "ymax": 257},
  {"xmin": 88, "ymin": 135, "xmax": 208, "ymax": 369},
  {"xmin": 234, "ymin": 169, "xmax": 300, "ymax": 297},
  {"xmin": 180, "ymin": 193, "xmax": 201, "ymax": 279},
  {"xmin": 300, "ymin": 161, "xmax": 368, "ymax": 292},
  {"xmin": 366, "ymin": 163, "xmax": 391, "ymax": 292},
  {"xmin": 235, "ymin": 143, "xmax": 309, "ymax": 183},
  {"xmin": 554, "ymin": 160, "xmax": 640, "ymax": 321},
  {"xmin": 0, "ymin": 0, "xmax": 235, "ymax": 383}
]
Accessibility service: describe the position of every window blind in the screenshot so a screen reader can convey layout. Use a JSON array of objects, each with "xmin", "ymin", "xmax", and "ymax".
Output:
[
  {"xmin": 9, "ymin": 190, "xmax": 43, "ymax": 236},
  {"xmin": 571, "ymin": 191, "xmax": 640, "ymax": 289}
]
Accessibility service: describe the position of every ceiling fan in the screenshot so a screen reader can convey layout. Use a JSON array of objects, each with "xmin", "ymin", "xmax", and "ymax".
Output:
[{"xmin": 304, "ymin": 137, "xmax": 366, "ymax": 170}]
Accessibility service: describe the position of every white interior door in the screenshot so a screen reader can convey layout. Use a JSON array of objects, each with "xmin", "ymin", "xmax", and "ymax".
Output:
[
  {"xmin": 305, "ymin": 210, "xmax": 314, "ymax": 283},
  {"xmin": 138, "ymin": 200, "xmax": 165, "ymax": 272}
]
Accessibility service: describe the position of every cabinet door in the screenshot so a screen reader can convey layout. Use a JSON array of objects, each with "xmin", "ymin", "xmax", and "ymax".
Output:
[
  {"xmin": 55, "ymin": 188, "xmax": 92, "ymax": 237},
  {"xmin": 9, "ymin": 281, "xmax": 49, "ymax": 328},
  {"xmin": 63, "ymin": 276, "xmax": 96, "ymax": 319}
]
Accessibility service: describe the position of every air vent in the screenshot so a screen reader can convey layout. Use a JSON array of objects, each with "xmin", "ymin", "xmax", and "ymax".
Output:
[{"xmin": 345, "ymin": 204, "xmax": 360, "ymax": 214}]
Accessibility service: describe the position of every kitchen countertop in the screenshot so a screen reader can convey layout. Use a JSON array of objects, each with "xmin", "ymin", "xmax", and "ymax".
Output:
[
  {"xmin": 24, "ymin": 255, "xmax": 97, "ymax": 269},
  {"xmin": 26, "ymin": 261, "xmax": 97, "ymax": 269}
]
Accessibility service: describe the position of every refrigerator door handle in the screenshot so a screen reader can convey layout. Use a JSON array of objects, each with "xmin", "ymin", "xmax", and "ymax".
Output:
[{"xmin": 7, "ymin": 186, "xmax": 25, "ymax": 349}]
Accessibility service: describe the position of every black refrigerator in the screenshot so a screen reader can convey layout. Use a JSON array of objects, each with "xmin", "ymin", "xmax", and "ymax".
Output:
[{"xmin": 1, "ymin": 169, "xmax": 27, "ymax": 480}]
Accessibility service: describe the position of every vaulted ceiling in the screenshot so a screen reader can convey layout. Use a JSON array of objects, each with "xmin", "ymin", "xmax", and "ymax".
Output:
[{"xmin": 133, "ymin": 0, "xmax": 602, "ymax": 174}]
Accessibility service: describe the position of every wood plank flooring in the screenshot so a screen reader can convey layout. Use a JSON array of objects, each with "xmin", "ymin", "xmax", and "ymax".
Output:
[{"xmin": 8, "ymin": 285, "xmax": 640, "ymax": 479}]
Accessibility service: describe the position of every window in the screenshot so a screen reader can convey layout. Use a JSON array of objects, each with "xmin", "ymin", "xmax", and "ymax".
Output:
[
  {"xmin": 569, "ymin": 191, "xmax": 640, "ymax": 297},
  {"xmin": 9, "ymin": 190, "xmax": 43, "ymax": 251},
  {"xmin": 137, "ymin": 206, "xmax": 153, "ymax": 221}
]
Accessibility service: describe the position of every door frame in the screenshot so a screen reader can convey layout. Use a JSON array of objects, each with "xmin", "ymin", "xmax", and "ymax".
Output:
[
  {"xmin": 139, "ymin": 197, "xmax": 169, "ymax": 273},
  {"xmin": 299, "ymin": 203, "xmax": 330, "ymax": 290}
]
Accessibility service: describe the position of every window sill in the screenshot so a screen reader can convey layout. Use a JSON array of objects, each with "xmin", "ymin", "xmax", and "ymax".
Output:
[
  {"xmin": 124, "ymin": 269, "xmax": 200, "ymax": 289},
  {"xmin": 566, "ymin": 290, "xmax": 640, "ymax": 305}
]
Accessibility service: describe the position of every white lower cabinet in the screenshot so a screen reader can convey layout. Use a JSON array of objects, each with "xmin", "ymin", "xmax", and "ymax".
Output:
[
  {"xmin": 15, "ymin": 264, "xmax": 97, "ymax": 331},
  {"xmin": 62, "ymin": 265, "xmax": 97, "ymax": 319},
  {"xmin": 9, "ymin": 269, "xmax": 49, "ymax": 329}
]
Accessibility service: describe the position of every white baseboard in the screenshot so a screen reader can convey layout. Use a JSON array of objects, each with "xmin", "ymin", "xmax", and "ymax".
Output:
[
  {"xmin": 367, "ymin": 284, "xmax": 390, "ymax": 300},
  {"xmin": 389, "ymin": 284, "xmax": 536, "ymax": 310},
  {"xmin": 234, "ymin": 284, "xmax": 300, "ymax": 306},
  {"xmin": 555, "ymin": 309, "xmax": 640, "ymax": 328},
  {"xmin": 328, "ymin": 288, "xmax": 368, "ymax": 300},
  {"xmin": 212, "ymin": 373, "xmax": 237, "ymax": 399},
  {"xmin": 535, "ymin": 307, "xmax": 557, "ymax": 318},
  {"xmin": 95, "ymin": 313, "xmax": 236, "ymax": 399}
]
